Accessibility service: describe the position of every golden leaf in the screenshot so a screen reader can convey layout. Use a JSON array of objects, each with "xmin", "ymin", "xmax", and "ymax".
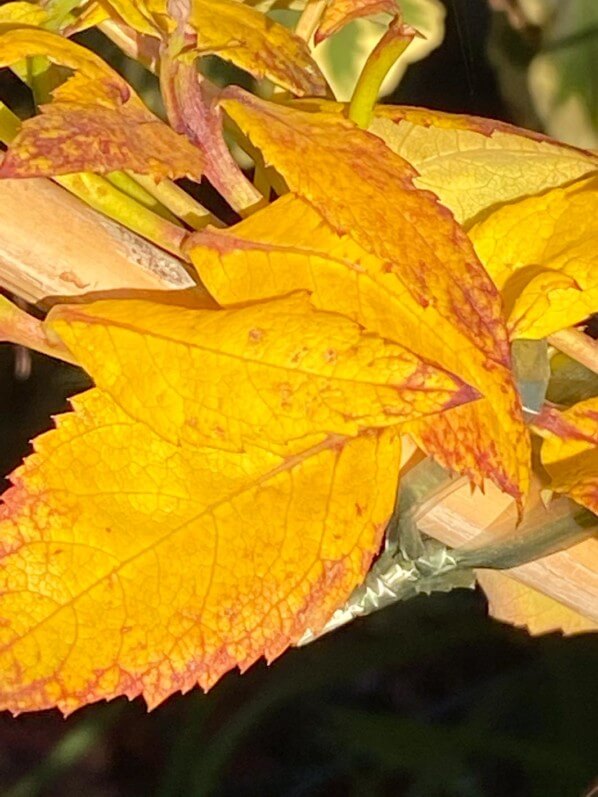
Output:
[
  {"xmin": 0, "ymin": 286, "xmax": 475, "ymax": 713},
  {"xmin": 534, "ymin": 398, "xmax": 598, "ymax": 515},
  {"xmin": 101, "ymin": 0, "xmax": 328, "ymax": 96},
  {"xmin": 0, "ymin": 28, "xmax": 204, "ymax": 180},
  {"xmin": 469, "ymin": 176, "xmax": 598, "ymax": 340},
  {"xmin": 0, "ymin": 2, "xmax": 49, "ymax": 25},
  {"xmin": 189, "ymin": 0, "xmax": 327, "ymax": 96},
  {"xmin": 192, "ymin": 92, "xmax": 530, "ymax": 501},
  {"xmin": 370, "ymin": 105, "xmax": 598, "ymax": 225},
  {"xmin": 0, "ymin": 387, "xmax": 401, "ymax": 712},
  {"xmin": 98, "ymin": 0, "xmax": 160, "ymax": 36},
  {"xmin": 48, "ymin": 293, "xmax": 476, "ymax": 453}
]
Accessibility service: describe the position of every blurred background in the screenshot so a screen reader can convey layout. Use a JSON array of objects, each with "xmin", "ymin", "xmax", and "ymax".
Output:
[{"xmin": 1, "ymin": 0, "xmax": 597, "ymax": 794}]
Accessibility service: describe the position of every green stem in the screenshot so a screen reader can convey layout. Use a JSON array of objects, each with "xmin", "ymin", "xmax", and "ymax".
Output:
[
  {"xmin": 0, "ymin": 101, "xmax": 20, "ymax": 141},
  {"xmin": 0, "ymin": 103, "xmax": 186, "ymax": 257},
  {"xmin": 131, "ymin": 172, "xmax": 217, "ymax": 230},
  {"xmin": 106, "ymin": 171, "xmax": 182, "ymax": 224},
  {"xmin": 57, "ymin": 173, "xmax": 187, "ymax": 257},
  {"xmin": 349, "ymin": 19, "xmax": 416, "ymax": 129},
  {"xmin": 455, "ymin": 506, "xmax": 597, "ymax": 570}
]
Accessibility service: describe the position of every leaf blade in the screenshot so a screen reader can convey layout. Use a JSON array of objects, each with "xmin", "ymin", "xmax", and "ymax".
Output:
[
  {"xmin": 0, "ymin": 388, "xmax": 400, "ymax": 713},
  {"xmin": 48, "ymin": 293, "xmax": 476, "ymax": 452},
  {"xmin": 469, "ymin": 175, "xmax": 598, "ymax": 340},
  {"xmin": 534, "ymin": 398, "xmax": 598, "ymax": 515}
]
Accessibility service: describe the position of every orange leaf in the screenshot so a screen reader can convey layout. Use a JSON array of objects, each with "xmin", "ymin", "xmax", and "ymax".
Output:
[
  {"xmin": 101, "ymin": 0, "xmax": 328, "ymax": 96},
  {"xmin": 0, "ymin": 28, "xmax": 204, "ymax": 180},
  {"xmin": 0, "ymin": 387, "xmax": 401, "ymax": 713},
  {"xmin": 189, "ymin": 0, "xmax": 327, "ymax": 97},
  {"xmin": 47, "ymin": 293, "xmax": 476, "ymax": 452},
  {"xmin": 315, "ymin": 0, "xmax": 398, "ymax": 44},
  {"xmin": 534, "ymin": 398, "xmax": 598, "ymax": 515},
  {"xmin": 195, "ymin": 92, "xmax": 530, "ymax": 501},
  {"xmin": 294, "ymin": 100, "xmax": 598, "ymax": 224},
  {"xmin": 0, "ymin": 101, "xmax": 204, "ymax": 180}
]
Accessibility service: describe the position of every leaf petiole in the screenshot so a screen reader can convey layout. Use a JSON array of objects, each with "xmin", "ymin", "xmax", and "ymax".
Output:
[{"xmin": 348, "ymin": 17, "xmax": 418, "ymax": 129}]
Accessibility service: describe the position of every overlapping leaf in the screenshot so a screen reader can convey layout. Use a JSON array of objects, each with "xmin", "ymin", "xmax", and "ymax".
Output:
[
  {"xmin": 189, "ymin": 0, "xmax": 327, "ymax": 96},
  {"xmin": 469, "ymin": 176, "xmax": 598, "ymax": 340},
  {"xmin": 0, "ymin": 28, "xmax": 204, "ymax": 179},
  {"xmin": 534, "ymin": 398, "xmax": 598, "ymax": 514},
  {"xmin": 199, "ymin": 92, "xmax": 530, "ymax": 501},
  {"xmin": 0, "ymin": 290, "xmax": 479, "ymax": 713},
  {"xmin": 367, "ymin": 105, "xmax": 598, "ymax": 225},
  {"xmin": 48, "ymin": 293, "xmax": 475, "ymax": 452},
  {"xmin": 101, "ymin": 0, "xmax": 327, "ymax": 96},
  {"xmin": 0, "ymin": 387, "xmax": 401, "ymax": 713}
]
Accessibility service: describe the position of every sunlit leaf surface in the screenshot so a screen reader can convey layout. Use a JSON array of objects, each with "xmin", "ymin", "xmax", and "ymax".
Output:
[
  {"xmin": 469, "ymin": 176, "xmax": 598, "ymax": 340},
  {"xmin": 535, "ymin": 398, "xmax": 598, "ymax": 514}
]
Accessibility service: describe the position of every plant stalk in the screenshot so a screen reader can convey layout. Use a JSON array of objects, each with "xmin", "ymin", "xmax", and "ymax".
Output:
[
  {"xmin": 295, "ymin": 0, "xmax": 328, "ymax": 43},
  {"xmin": 349, "ymin": 18, "xmax": 416, "ymax": 129},
  {"xmin": 548, "ymin": 328, "xmax": 598, "ymax": 375}
]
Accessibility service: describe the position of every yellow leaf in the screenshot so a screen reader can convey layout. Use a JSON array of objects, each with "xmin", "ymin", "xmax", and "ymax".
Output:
[
  {"xmin": 0, "ymin": 387, "xmax": 401, "ymax": 713},
  {"xmin": 478, "ymin": 562, "xmax": 598, "ymax": 635},
  {"xmin": 47, "ymin": 293, "xmax": 476, "ymax": 453},
  {"xmin": 0, "ymin": 2, "xmax": 49, "ymax": 25},
  {"xmin": 101, "ymin": 0, "xmax": 328, "ymax": 96},
  {"xmin": 189, "ymin": 0, "xmax": 327, "ymax": 96},
  {"xmin": 0, "ymin": 101, "xmax": 204, "ymax": 180},
  {"xmin": 469, "ymin": 176, "xmax": 598, "ymax": 340},
  {"xmin": 99, "ymin": 0, "xmax": 160, "ymax": 36},
  {"xmin": 62, "ymin": 2, "xmax": 110, "ymax": 36},
  {"xmin": 0, "ymin": 25, "xmax": 116, "ymax": 85},
  {"xmin": 314, "ymin": 0, "xmax": 398, "ymax": 44},
  {"xmin": 195, "ymin": 92, "xmax": 530, "ymax": 500},
  {"xmin": 188, "ymin": 197, "xmax": 529, "ymax": 500},
  {"xmin": 368, "ymin": 105, "xmax": 598, "ymax": 225},
  {"xmin": 0, "ymin": 28, "xmax": 204, "ymax": 180},
  {"xmin": 534, "ymin": 398, "xmax": 598, "ymax": 515}
]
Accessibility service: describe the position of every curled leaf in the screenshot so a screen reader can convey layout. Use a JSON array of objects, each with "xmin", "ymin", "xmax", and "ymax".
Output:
[
  {"xmin": 0, "ymin": 387, "xmax": 401, "ymax": 713},
  {"xmin": 469, "ymin": 176, "xmax": 598, "ymax": 340},
  {"xmin": 534, "ymin": 398, "xmax": 598, "ymax": 515},
  {"xmin": 47, "ymin": 293, "xmax": 477, "ymax": 453}
]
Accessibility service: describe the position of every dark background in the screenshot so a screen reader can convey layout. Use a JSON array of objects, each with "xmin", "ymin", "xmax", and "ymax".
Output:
[{"xmin": 1, "ymin": 1, "xmax": 597, "ymax": 795}]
